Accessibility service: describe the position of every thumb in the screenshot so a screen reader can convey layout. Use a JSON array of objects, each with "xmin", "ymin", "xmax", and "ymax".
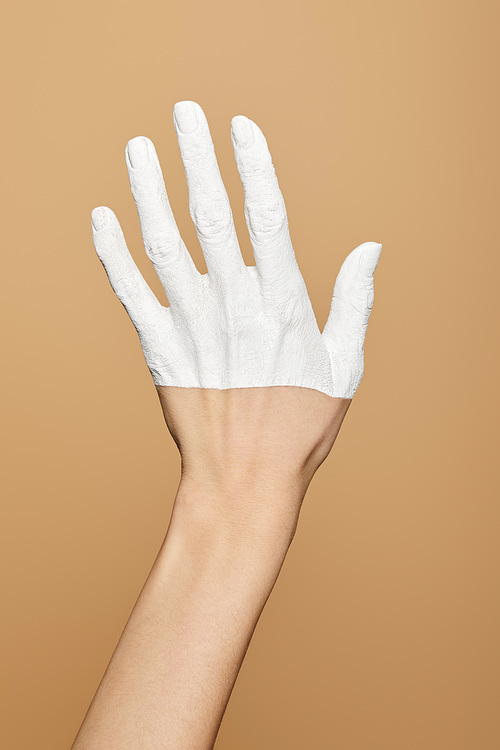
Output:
[{"xmin": 322, "ymin": 241, "xmax": 382, "ymax": 395}]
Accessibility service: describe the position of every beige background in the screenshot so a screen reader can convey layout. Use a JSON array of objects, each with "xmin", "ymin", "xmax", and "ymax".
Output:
[{"xmin": 1, "ymin": 0, "xmax": 499, "ymax": 747}]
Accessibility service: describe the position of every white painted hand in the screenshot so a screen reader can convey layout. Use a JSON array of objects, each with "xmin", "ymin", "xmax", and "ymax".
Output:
[{"xmin": 91, "ymin": 100, "xmax": 382, "ymax": 399}]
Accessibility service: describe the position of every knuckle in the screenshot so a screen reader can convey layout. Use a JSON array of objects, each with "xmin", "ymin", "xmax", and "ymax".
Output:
[
  {"xmin": 334, "ymin": 295, "xmax": 372, "ymax": 321},
  {"xmin": 192, "ymin": 198, "xmax": 233, "ymax": 239},
  {"xmin": 246, "ymin": 199, "xmax": 287, "ymax": 241},
  {"xmin": 145, "ymin": 231, "xmax": 182, "ymax": 265},
  {"xmin": 332, "ymin": 294, "xmax": 373, "ymax": 332},
  {"xmin": 345, "ymin": 288, "xmax": 374, "ymax": 317},
  {"xmin": 113, "ymin": 275, "xmax": 136, "ymax": 301},
  {"xmin": 113, "ymin": 277, "xmax": 143, "ymax": 318}
]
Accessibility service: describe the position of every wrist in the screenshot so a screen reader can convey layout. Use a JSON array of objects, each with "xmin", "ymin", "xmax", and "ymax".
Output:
[{"xmin": 165, "ymin": 474, "xmax": 305, "ymax": 568}]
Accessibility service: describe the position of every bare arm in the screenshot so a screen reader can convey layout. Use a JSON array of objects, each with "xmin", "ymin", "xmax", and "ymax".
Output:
[
  {"xmin": 71, "ymin": 100, "xmax": 381, "ymax": 748},
  {"xmin": 72, "ymin": 388, "xmax": 350, "ymax": 749}
]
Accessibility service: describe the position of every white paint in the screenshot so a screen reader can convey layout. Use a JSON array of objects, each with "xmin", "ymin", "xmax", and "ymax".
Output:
[{"xmin": 91, "ymin": 100, "xmax": 382, "ymax": 399}]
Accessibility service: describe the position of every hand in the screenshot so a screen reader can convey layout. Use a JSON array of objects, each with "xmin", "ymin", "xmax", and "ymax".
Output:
[{"xmin": 91, "ymin": 100, "xmax": 382, "ymax": 521}]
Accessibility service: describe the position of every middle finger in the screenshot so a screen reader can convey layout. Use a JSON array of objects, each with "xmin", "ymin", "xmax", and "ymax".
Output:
[{"xmin": 173, "ymin": 100, "xmax": 247, "ymax": 291}]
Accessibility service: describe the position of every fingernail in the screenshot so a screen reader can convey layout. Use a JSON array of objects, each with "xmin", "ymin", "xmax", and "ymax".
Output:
[
  {"xmin": 92, "ymin": 207, "xmax": 109, "ymax": 232},
  {"xmin": 232, "ymin": 116, "xmax": 254, "ymax": 149},
  {"xmin": 127, "ymin": 137, "xmax": 150, "ymax": 168},
  {"xmin": 174, "ymin": 101, "xmax": 198, "ymax": 134}
]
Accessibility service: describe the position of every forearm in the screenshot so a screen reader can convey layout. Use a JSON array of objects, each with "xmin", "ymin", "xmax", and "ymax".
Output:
[{"xmin": 71, "ymin": 477, "xmax": 302, "ymax": 750}]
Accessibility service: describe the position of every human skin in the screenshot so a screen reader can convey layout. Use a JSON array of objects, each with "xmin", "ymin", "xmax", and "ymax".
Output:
[{"xmin": 71, "ymin": 101, "xmax": 381, "ymax": 749}]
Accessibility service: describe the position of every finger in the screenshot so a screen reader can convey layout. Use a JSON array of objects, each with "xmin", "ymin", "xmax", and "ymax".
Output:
[
  {"xmin": 173, "ymin": 100, "xmax": 247, "ymax": 289},
  {"xmin": 91, "ymin": 206, "xmax": 163, "ymax": 330},
  {"xmin": 231, "ymin": 115, "xmax": 302, "ymax": 292},
  {"xmin": 322, "ymin": 241, "xmax": 382, "ymax": 355},
  {"xmin": 125, "ymin": 135, "xmax": 200, "ymax": 310}
]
